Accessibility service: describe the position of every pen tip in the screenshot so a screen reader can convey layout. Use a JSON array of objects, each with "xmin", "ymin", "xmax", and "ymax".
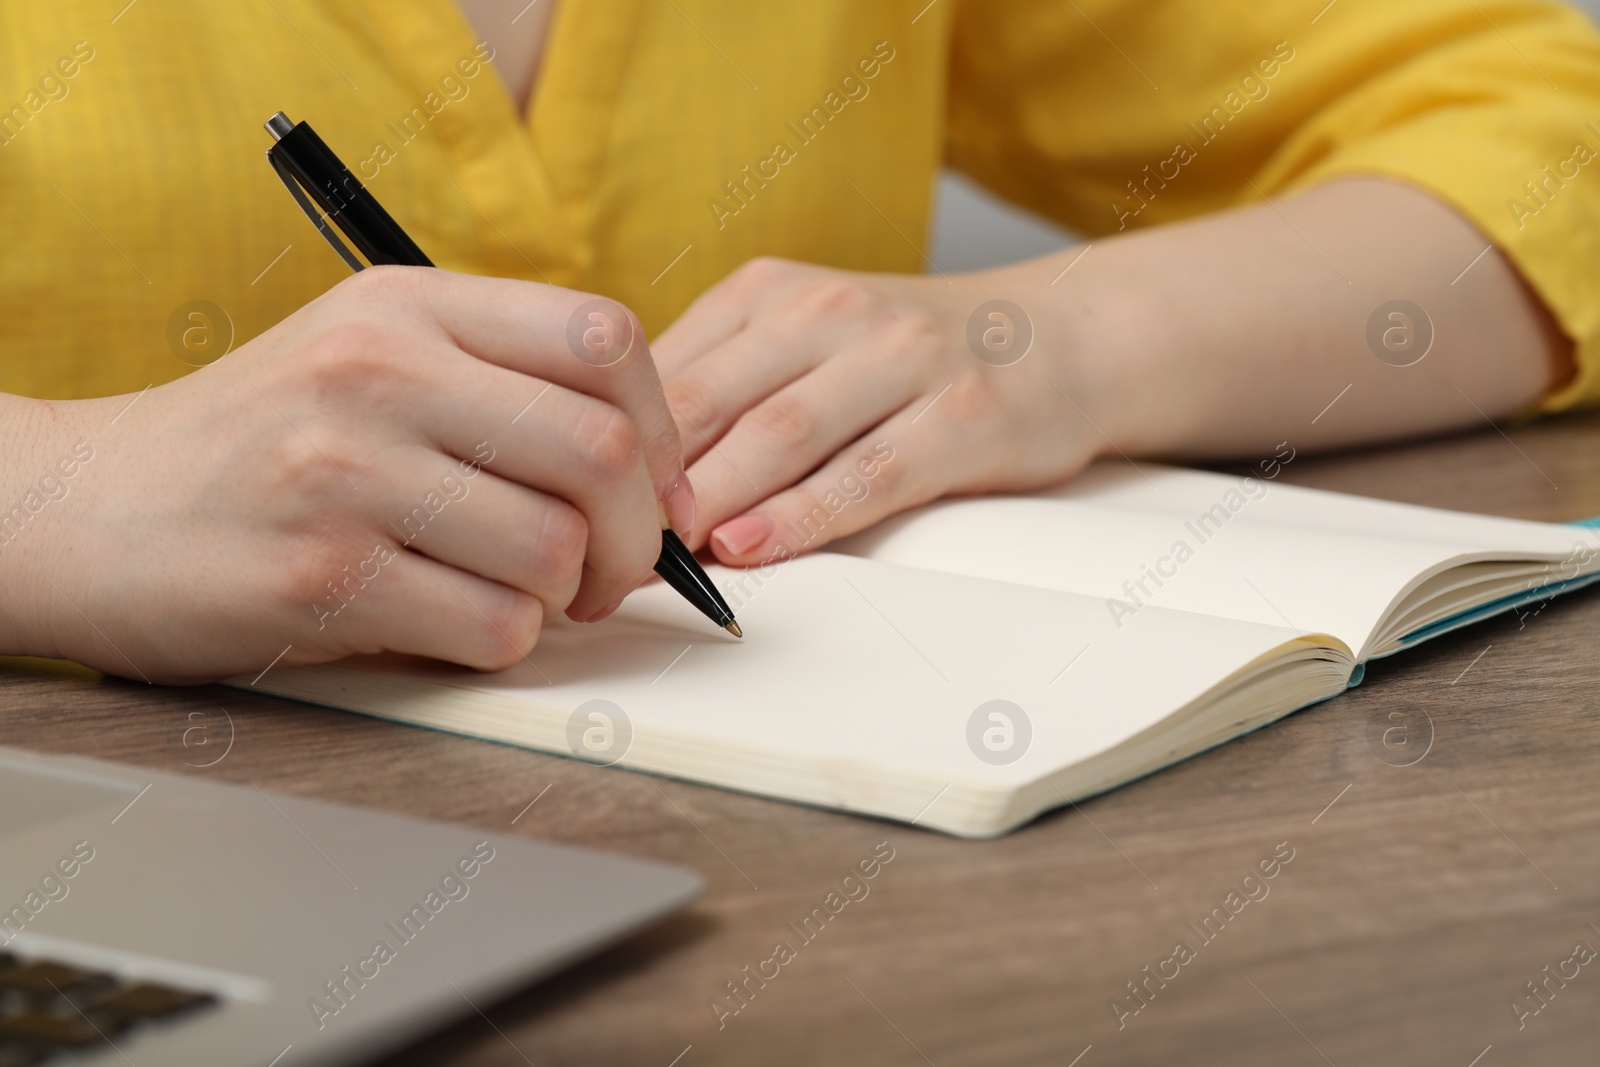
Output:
[{"xmin": 724, "ymin": 621, "xmax": 743, "ymax": 639}]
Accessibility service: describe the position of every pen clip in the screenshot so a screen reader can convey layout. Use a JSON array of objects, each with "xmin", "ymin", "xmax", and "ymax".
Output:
[{"xmin": 266, "ymin": 149, "xmax": 366, "ymax": 274}]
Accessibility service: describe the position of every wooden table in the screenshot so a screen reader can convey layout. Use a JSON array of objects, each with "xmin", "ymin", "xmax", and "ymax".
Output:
[{"xmin": 5, "ymin": 412, "xmax": 1600, "ymax": 1067}]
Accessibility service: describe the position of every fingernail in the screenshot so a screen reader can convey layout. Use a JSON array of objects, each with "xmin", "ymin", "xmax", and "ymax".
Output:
[
  {"xmin": 664, "ymin": 470, "xmax": 696, "ymax": 536},
  {"xmin": 711, "ymin": 514, "xmax": 773, "ymax": 557},
  {"xmin": 587, "ymin": 600, "xmax": 623, "ymax": 623}
]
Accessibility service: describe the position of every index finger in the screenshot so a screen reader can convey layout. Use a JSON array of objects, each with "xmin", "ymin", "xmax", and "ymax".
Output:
[{"xmin": 342, "ymin": 267, "xmax": 686, "ymax": 511}]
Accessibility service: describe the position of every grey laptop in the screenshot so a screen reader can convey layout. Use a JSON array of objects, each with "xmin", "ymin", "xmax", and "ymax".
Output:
[{"xmin": 0, "ymin": 744, "xmax": 701, "ymax": 1066}]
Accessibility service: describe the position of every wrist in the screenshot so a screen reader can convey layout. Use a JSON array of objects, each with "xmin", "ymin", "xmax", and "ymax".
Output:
[
  {"xmin": 1059, "ymin": 273, "xmax": 1185, "ymax": 459},
  {"xmin": 0, "ymin": 393, "xmax": 101, "ymax": 659},
  {"xmin": 971, "ymin": 249, "xmax": 1185, "ymax": 462}
]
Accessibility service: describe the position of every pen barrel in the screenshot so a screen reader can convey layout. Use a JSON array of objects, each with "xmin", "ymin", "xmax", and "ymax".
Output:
[{"xmin": 269, "ymin": 123, "xmax": 433, "ymax": 268}]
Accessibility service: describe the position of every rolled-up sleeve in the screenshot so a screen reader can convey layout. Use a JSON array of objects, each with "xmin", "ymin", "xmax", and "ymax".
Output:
[{"xmin": 946, "ymin": 0, "xmax": 1600, "ymax": 411}]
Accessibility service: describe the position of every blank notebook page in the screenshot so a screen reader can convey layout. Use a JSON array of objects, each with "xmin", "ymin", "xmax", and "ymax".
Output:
[
  {"xmin": 831, "ymin": 462, "xmax": 1597, "ymax": 653},
  {"xmin": 345, "ymin": 552, "xmax": 1313, "ymax": 804}
]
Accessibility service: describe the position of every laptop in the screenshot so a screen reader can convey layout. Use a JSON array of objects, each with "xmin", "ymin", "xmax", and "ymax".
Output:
[{"xmin": 0, "ymin": 744, "xmax": 701, "ymax": 1066}]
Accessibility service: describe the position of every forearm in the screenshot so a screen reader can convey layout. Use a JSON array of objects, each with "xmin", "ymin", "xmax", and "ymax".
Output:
[{"xmin": 1011, "ymin": 177, "xmax": 1574, "ymax": 462}]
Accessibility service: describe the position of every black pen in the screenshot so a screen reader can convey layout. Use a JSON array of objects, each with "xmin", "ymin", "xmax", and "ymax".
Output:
[{"xmin": 262, "ymin": 111, "xmax": 741, "ymax": 638}]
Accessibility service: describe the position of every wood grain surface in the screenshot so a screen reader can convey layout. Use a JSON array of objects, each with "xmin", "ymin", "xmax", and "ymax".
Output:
[{"xmin": 4, "ymin": 412, "xmax": 1599, "ymax": 1066}]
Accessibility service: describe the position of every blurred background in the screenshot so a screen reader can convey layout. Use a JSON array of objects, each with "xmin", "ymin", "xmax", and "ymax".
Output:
[{"xmin": 928, "ymin": 0, "xmax": 1600, "ymax": 273}]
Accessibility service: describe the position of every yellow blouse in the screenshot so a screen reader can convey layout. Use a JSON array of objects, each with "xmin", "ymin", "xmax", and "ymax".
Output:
[{"xmin": 4, "ymin": 0, "xmax": 1600, "ymax": 409}]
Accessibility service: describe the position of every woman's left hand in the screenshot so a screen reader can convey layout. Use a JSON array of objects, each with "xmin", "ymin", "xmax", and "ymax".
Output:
[
  {"xmin": 654, "ymin": 179, "xmax": 1577, "ymax": 570},
  {"xmin": 652, "ymin": 256, "xmax": 1118, "ymax": 565}
]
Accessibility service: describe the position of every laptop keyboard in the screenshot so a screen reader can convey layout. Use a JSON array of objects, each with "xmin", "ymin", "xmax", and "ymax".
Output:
[{"xmin": 0, "ymin": 953, "xmax": 216, "ymax": 1065}]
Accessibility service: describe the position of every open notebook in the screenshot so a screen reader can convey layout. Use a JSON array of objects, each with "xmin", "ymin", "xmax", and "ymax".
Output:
[{"xmin": 238, "ymin": 463, "xmax": 1600, "ymax": 837}]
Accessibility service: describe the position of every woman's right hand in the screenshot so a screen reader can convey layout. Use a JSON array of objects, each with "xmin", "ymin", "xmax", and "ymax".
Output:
[{"xmin": 0, "ymin": 267, "xmax": 691, "ymax": 684}]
